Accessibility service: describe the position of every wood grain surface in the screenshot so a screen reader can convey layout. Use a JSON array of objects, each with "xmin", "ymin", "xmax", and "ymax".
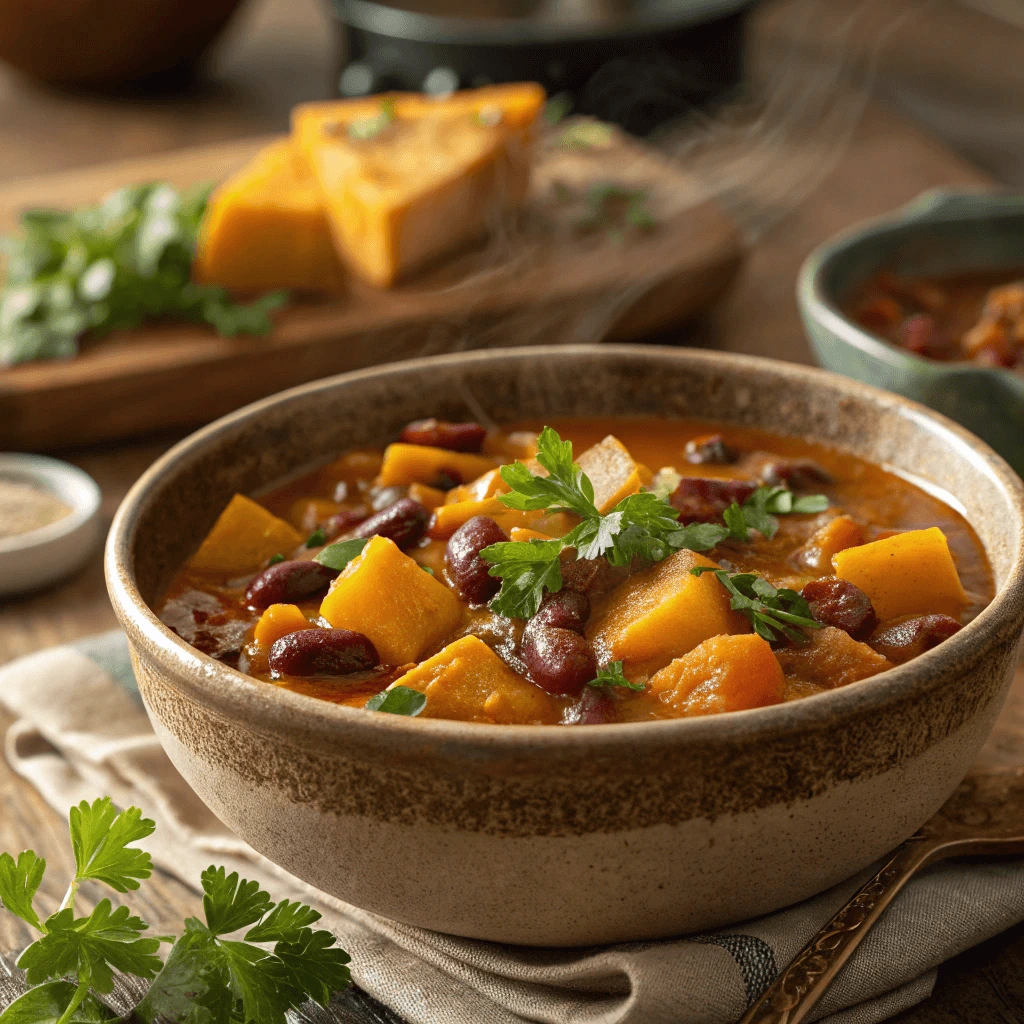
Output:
[{"xmin": 1, "ymin": 0, "xmax": 1023, "ymax": 1020}]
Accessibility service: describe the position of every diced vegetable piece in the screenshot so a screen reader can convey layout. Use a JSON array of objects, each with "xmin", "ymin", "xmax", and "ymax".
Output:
[
  {"xmin": 833, "ymin": 527, "xmax": 968, "ymax": 620},
  {"xmin": 376, "ymin": 443, "xmax": 498, "ymax": 488},
  {"xmin": 193, "ymin": 140, "xmax": 345, "ymax": 293},
  {"xmin": 319, "ymin": 535, "xmax": 463, "ymax": 664},
  {"xmin": 586, "ymin": 549, "xmax": 746, "ymax": 677},
  {"xmin": 649, "ymin": 634, "xmax": 785, "ymax": 716},
  {"xmin": 253, "ymin": 603, "xmax": 315, "ymax": 647},
  {"xmin": 775, "ymin": 626, "xmax": 892, "ymax": 689},
  {"xmin": 189, "ymin": 494, "xmax": 304, "ymax": 575},
  {"xmin": 509, "ymin": 527, "xmax": 554, "ymax": 543},
  {"xmin": 797, "ymin": 515, "xmax": 864, "ymax": 572},
  {"xmin": 428, "ymin": 498, "xmax": 576, "ymax": 541},
  {"xmin": 408, "ymin": 483, "xmax": 448, "ymax": 509},
  {"xmin": 576, "ymin": 435, "xmax": 642, "ymax": 513},
  {"xmin": 390, "ymin": 635, "xmax": 559, "ymax": 724},
  {"xmin": 286, "ymin": 498, "xmax": 343, "ymax": 532},
  {"xmin": 445, "ymin": 467, "xmax": 509, "ymax": 504}
]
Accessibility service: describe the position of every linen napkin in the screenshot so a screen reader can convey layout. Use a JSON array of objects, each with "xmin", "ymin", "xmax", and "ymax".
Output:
[{"xmin": 3, "ymin": 633, "xmax": 1024, "ymax": 1024}]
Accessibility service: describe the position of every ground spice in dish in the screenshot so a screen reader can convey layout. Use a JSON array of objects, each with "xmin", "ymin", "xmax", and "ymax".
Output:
[{"xmin": 0, "ymin": 478, "xmax": 72, "ymax": 539}]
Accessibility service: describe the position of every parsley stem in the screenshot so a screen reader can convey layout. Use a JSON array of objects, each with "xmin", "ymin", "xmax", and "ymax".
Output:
[
  {"xmin": 59, "ymin": 877, "xmax": 79, "ymax": 915},
  {"xmin": 55, "ymin": 979, "xmax": 90, "ymax": 1024}
]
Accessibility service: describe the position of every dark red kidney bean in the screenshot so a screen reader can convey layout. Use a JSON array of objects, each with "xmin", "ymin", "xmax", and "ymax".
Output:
[
  {"xmin": 801, "ymin": 577, "xmax": 877, "ymax": 641},
  {"xmin": 245, "ymin": 560, "xmax": 339, "ymax": 610},
  {"xmin": 899, "ymin": 313, "xmax": 947, "ymax": 358},
  {"xmin": 522, "ymin": 625, "xmax": 597, "ymax": 696},
  {"xmin": 369, "ymin": 485, "xmax": 408, "ymax": 512},
  {"xmin": 566, "ymin": 687, "xmax": 614, "ymax": 725},
  {"xmin": 560, "ymin": 557, "xmax": 630, "ymax": 597},
  {"xmin": 432, "ymin": 469, "xmax": 464, "ymax": 491},
  {"xmin": 353, "ymin": 498, "xmax": 428, "ymax": 550},
  {"xmin": 869, "ymin": 614, "xmax": 961, "ymax": 665},
  {"xmin": 759, "ymin": 459, "xmax": 833, "ymax": 490},
  {"xmin": 322, "ymin": 508, "xmax": 368, "ymax": 541},
  {"xmin": 531, "ymin": 590, "xmax": 590, "ymax": 634},
  {"xmin": 684, "ymin": 433, "xmax": 738, "ymax": 466},
  {"xmin": 269, "ymin": 628, "xmax": 379, "ymax": 677},
  {"xmin": 446, "ymin": 515, "xmax": 508, "ymax": 604},
  {"xmin": 400, "ymin": 418, "xmax": 487, "ymax": 453},
  {"xmin": 669, "ymin": 478, "xmax": 757, "ymax": 524}
]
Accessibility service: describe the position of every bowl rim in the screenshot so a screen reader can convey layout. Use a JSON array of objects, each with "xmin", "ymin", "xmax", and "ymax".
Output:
[
  {"xmin": 105, "ymin": 344, "xmax": 1024, "ymax": 754},
  {"xmin": 797, "ymin": 187, "xmax": 1024, "ymax": 393}
]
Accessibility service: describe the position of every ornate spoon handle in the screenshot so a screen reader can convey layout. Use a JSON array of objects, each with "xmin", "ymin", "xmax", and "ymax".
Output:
[{"xmin": 738, "ymin": 836, "xmax": 940, "ymax": 1024}]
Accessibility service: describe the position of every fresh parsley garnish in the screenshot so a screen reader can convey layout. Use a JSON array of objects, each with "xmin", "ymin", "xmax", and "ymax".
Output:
[
  {"xmin": 0, "ymin": 183, "xmax": 288, "ymax": 366},
  {"xmin": 420, "ymin": 564, "xmax": 435, "ymax": 575},
  {"xmin": 690, "ymin": 567, "xmax": 821, "ymax": 644},
  {"xmin": 365, "ymin": 685, "xmax": 427, "ymax": 716},
  {"xmin": 544, "ymin": 92, "xmax": 573, "ymax": 125},
  {"xmin": 725, "ymin": 486, "xmax": 829, "ymax": 542},
  {"xmin": 347, "ymin": 99, "xmax": 397, "ymax": 141},
  {"xmin": 267, "ymin": 553, "xmax": 285, "ymax": 566},
  {"xmin": 577, "ymin": 183, "xmax": 655, "ymax": 241},
  {"xmin": 588, "ymin": 661, "xmax": 644, "ymax": 691},
  {"xmin": 558, "ymin": 119, "xmax": 615, "ymax": 150},
  {"xmin": 305, "ymin": 527, "xmax": 327, "ymax": 548},
  {"xmin": 313, "ymin": 537, "xmax": 367, "ymax": 572},
  {"xmin": 479, "ymin": 538, "xmax": 565, "ymax": 620},
  {"xmin": 0, "ymin": 797, "xmax": 351, "ymax": 1024}
]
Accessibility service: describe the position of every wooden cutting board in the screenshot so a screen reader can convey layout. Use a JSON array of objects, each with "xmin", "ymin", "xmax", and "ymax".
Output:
[{"xmin": 0, "ymin": 136, "xmax": 743, "ymax": 451}]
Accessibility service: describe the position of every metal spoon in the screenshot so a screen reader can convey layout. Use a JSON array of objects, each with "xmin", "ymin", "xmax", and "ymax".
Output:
[{"xmin": 739, "ymin": 769, "xmax": 1024, "ymax": 1024}]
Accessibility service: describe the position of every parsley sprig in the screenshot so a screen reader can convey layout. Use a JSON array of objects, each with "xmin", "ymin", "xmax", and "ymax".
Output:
[
  {"xmin": 690, "ymin": 567, "xmax": 821, "ymax": 643},
  {"xmin": 0, "ymin": 183, "xmax": 288, "ymax": 366},
  {"xmin": 0, "ymin": 797, "xmax": 350, "ymax": 1024},
  {"xmin": 480, "ymin": 427, "xmax": 828, "ymax": 620},
  {"xmin": 588, "ymin": 661, "xmax": 644, "ymax": 691}
]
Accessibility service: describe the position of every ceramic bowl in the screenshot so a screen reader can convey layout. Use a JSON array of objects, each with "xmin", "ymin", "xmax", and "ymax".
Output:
[
  {"xmin": 106, "ymin": 345, "xmax": 1024, "ymax": 947},
  {"xmin": 798, "ymin": 188, "xmax": 1024, "ymax": 477}
]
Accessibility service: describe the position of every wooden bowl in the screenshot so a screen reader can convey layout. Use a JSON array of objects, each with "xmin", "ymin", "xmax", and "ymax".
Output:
[{"xmin": 105, "ymin": 345, "xmax": 1024, "ymax": 946}]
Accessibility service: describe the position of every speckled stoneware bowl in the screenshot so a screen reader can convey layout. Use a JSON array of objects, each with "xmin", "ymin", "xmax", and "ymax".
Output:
[
  {"xmin": 798, "ymin": 188, "xmax": 1024, "ymax": 476},
  {"xmin": 106, "ymin": 345, "xmax": 1024, "ymax": 947}
]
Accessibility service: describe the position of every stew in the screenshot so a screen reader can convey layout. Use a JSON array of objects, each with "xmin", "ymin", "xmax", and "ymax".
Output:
[
  {"xmin": 849, "ymin": 269, "xmax": 1024, "ymax": 368},
  {"xmin": 159, "ymin": 417, "xmax": 992, "ymax": 725}
]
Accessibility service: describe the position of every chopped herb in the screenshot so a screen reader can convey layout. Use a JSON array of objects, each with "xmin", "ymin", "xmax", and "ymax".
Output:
[
  {"xmin": 690, "ymin": 567, "xmax": 821, "ymax": 644},
  {"xmin": 347, "ymin": 99, "xmax": 397, "ymax": 141},
  {"xmin": 267, "ymin": 553, "xmax": 285, "ymax": 566},
  {"xmin": 305, "ymin": 527, "xmax": 327, "ymax": 548},
  {"xmin": 365, "ymin": 686, "xmax": 427, "ymax": 716},
  {"xmin": 588, "ymin": 661, "xmax": 644, "ymax": 691},
  {"xmin": 314, "ymin": 537, "xmax": 368, "ymax": 572},
  {"xmin": 723, "ymin": 486, "xmax": 830, "ymax": 542},
  {"xmin": 480, "ymin": 538, "xmax": 565, "ymax": 620},
  {"xmin": 420, "ymin": 564, "xmax": 435, "ymax": 575},
  {"xmin": 558, "ymin": 118, "xmax": 615, "ymax": 150},
  {"xmin": 544, "ymin": 92, "xmax": 573, "ymax": 125},
  {"xmin": 577, "ymin": 183, "xmax": 655, "ymax": 240}
]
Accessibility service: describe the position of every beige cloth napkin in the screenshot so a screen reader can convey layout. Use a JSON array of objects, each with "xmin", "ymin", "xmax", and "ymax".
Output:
[{"xmin": 3, "ymin": 631, "xmax": 1024, "ymax": 1024}]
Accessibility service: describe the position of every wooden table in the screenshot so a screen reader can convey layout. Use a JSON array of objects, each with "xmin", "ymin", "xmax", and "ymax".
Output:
[{"xmin": 2, "ymin": 0, "xmax": 1024, "ymax": 1019}]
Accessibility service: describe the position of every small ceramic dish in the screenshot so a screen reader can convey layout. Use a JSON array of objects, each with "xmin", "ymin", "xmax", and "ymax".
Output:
[
  {"xmin": 106, "ymin": 346, "xmax": 1024, "ymax": 947},
  {"xmin": 0, "ymin": 454, "xmax": 102, "ymax": 599},
  {"xmin": 798, "ymin": 189, "xmax": 1024, "ymax": 476}
]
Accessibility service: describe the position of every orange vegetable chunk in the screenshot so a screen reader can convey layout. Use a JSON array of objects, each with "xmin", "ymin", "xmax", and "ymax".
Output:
[
  {"xmin": 576, "ymin": 435, "xmax": 642, "ymax": 513},
  {"xmin": 797, "ymin": 515, "xmax": 864, "ymax": 572},
  {"xmin": 253, "ymin": 603, "xmax": 315, "ymax": 647},
  {"xmin": 587, "ymin": 550, "xmax": 746, "ymax": 678},
  {"xmin": 391, "ymin": 635, "xmax": 558, "ymax": 724},
  {"xmin": 407, "ymin": 483, "xmax": 448, "ymax": 510},
  {"xmin": 376, "ymin": 443, "xmax": 498, "ymax": 488},
  {"xmin": 833, "ymin": 526, "xmax": 968, "ymax": 620},
  {"xmin": 189, "ymin": 494, "xmax": 304, "ymax": 575},
  {"xmin": 287, "ymin": 498, "xmax": 342, "ymax": 532},
  {"xmin": 427, "ymin": 498, "xmax": 575, "ymax": 541},
  {"xmin": 319, "ymin": 535, "xmax": 463, "ymax": 664},
  {"xmin": 445, "ymin": 467, "xmax": 508, "ymax": 505},
  {"xmin": 193, "ymin": 139, "xmax": 345, "ymax": 293},
  {"xmin": 649, "ymin": 634, "xmax": 785, "ymax": 716},
  {"xmin": 775, "ymin": 626, "xmax": 892, "ymax": 689}
]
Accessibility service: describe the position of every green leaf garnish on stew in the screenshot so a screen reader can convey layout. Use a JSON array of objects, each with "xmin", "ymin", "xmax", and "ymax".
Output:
[
  {"xmin": 690, "ymin": 567, "xmax": 821, "ymax": 644},
  {"xmin": 588, "ymin": 661, "xmax": 644, "ymax": 691},
  {"xmin": 365, "ymin": 686, "xmax": 426, "ymax": 716},
  {"xmin": 314, "ymin": 537, "xmax": 368, "ymax": 571},
  {"xmin": 420, "ymin": 565, "xmax": 435, "ymax": 575},
  {"xmin": 267, "ymin": 553, "xmax": 285, "ymax": 566},
  {"xmin": 305, "ymin": 527, "xmax": 327, "ymax": 548}
]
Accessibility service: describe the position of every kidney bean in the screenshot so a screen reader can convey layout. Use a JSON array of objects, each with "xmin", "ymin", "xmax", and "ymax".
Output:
[
  {"xmin": 801, "ymin": 577, "xmax": 877, "ymax": 641},
  {"xmin": 322, "ymin": 508, "xmax": 368, "ymax": 541},
  {"xmin": 560, "ymin": 557, "xmax": 631, "ymax": 597},
  {"xmin": 400, "ymin": 418, "xmax": 488, "ymax": 453},
  {"xmin": 446, "ymin": 516, "xmax": 508, "ymax": 604},
  {"xmin": 432, "ymin": 469, "xmax": 464, "ymax": 491},
  {"xmin": 566, "ymin": 687, "xmax": 614, "ymax": 725},
  {"xmin": 668, "ymin": 477, "xmax": 757, "ymax": 524},
  {"xmin": 522, "ymin": 625, "xmax": 597, "ymax": 696},
  {"xmin": 353, "ymin": 498, "xmax": 428, "ymax": 549},
  {"xmin": 245, "ymin": 560, "xmax": 339, "ymax": 610},
  {"xmin": 759, "ymin": 459, "xmax": 833, "ymax": 490},
  {"xmin": 269, "ymin": 628, "xmax": 379, "ymax": 677},
  {"xmin": 531, "ymin": 590, "xmax": 590, "ymax": 634},
  {"xmin": 684, "ymin": 433, "xmax": 738, "ymax": 466},
  {"xmin": 899, "ymin": 313, "xmax": 947, "ymax": 358},
  {"xmin": 869, "ymin": 614, "xmax": 961, "ymax": 664},
  {"xmin": 369, "ymin": 485, "xmax": 408, "ymax": 512}
]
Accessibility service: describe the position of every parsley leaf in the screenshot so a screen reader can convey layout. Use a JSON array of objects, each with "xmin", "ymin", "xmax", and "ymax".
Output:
[
  {"xmin": 480, "ymin": 538, "xmax": 565, "ymax": 620},
  {"xmin": 725, "ymin": 486, "xmax": 831, "ymax": 542},
  {"xmin": 365, "ymin": 686, "xmax": 427, "ymax": 717},
  {"xmin": 0, "ymin": 980, "xmax": 119, "ymax": 1023},
  {"xmin": 314, "ymin": 537, "xmax": 367, "ymax": 572},
  {"xmin": 273, "ymin": 927, "xmax": 352, "ymax": 1008},
  {"xmin": 305, "ymin": 527, "xmax": 326, "ymax": 548},
  {"xmin": 498, "ymin": 426, "xmax": 598, "ymax": 519},
  {"xmin": 690, "ymin": 567, "xmax": 821, "ymax": 643},
  {"xmin": 0, "ymin": 850, "xmax": 46, "ymax": 932},
  {"xmin": 69, "ymin": 798, "xmax": 154, "ymax": 893},
  {"xmin": 588, "ymin": 661, "xmax": 644, "ymax": 691},
  {"xmin": 201, "ymin": 867, "xmax": 274, "ymax": 937}
]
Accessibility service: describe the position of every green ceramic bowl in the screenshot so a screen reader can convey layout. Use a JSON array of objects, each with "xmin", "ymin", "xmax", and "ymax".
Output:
[{"xmin": 798, "ymin": 189, "xmax": 1024, "ymax": 477}]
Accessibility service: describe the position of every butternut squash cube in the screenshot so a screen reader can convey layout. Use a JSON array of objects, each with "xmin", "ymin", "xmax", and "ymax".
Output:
[
  {"xmin": 391, "ymin": 635, "xmax": 558, "ymax": 724},
  {"xmin": 319, "ymin": 535, "xmax": 463, "ymax": 664},
  {"xmin": 291, "ymin": 84, "xmax": 545, "ymax": 287},
  {"xmin": 587, "ymin": 550, "xmax": 747, "ymax": 678},
  {"xmin": 445, "ymin": 467, "xmax": 509, "ymax": 505},
  {"xmin": 797, "ymin": 515, "xmax": 864, "ymax": 572},
  {"xmin": 775, "ymin": 626, "xmax": 892, "ymax": 689},
  {"xmin": 253, "ymin": 603, "xmax": 315, "ymax": 647},
  {"xmin": 376, "ymin": 443, "xmax": 498, "ymax": 488},
  {"xmin": 833, "ymin": 527, "xmax": 968, "ymax": 620},
  {"xmin": 189, "ymin": 494, "xmax": 304, "ymax": 575},
  {"xmin": 286, "ymin": 498, "xmax": 342, "ymax": 533},
  {"xmin": 194, "ymin": 140, "xmax": 345, "ymax": 294},
  {"xmin": 649, "ymin": 634, "xmax": 785, "ymax": 716},
  {"xmin": 576, "ymin": 435, "xmax": 642, "ymax": 513},
  {"xmin": 407, "ymin": 483, "xmax": 448, "ymax": 510},
  {"xmin": 426, "ymin": 498, "xmax": 576, "ymax": 541}
]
